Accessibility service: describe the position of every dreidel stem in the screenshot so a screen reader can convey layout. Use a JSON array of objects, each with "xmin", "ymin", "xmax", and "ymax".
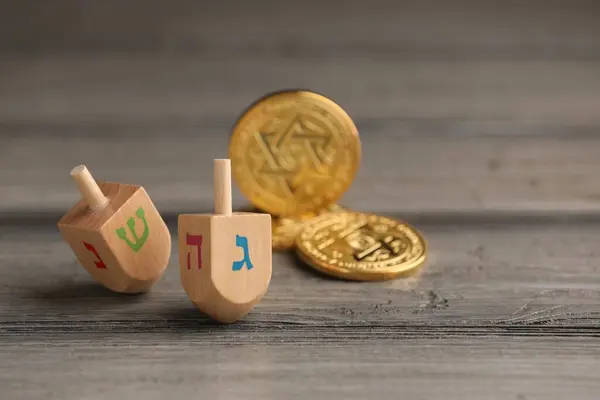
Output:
[
  {"xmin": 70, "ymin": 165, "xmax": 109, "ymax": 211},
  {"xmin": 214, "ymin": 159, "xmax": 232, "ymax": 216}
]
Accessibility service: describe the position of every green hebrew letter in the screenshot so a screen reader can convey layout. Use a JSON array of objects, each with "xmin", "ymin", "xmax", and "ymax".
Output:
[{"xmin": 116, "ymin": 207, "xmax": 149, "ymax": 252}]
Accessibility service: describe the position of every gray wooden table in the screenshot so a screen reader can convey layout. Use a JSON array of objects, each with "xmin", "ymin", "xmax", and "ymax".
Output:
[{"xmin": 1, "ymin": 1, "xmax": 599, "ymax": 399}]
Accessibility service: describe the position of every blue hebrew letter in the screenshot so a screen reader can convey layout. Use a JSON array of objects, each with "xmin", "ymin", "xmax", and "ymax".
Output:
[{"xmin": 232, "ymin": 234, "xmax": 254, "ymax": 271}]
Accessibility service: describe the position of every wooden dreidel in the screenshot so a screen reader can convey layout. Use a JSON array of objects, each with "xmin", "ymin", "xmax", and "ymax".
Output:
[
  {"xmin": 178, "ymin": 159, "xmax": 272, "ymax": 323},
  {"xmin": 57, "ymin": 165, "xmax": 171, "ymax": 293}
]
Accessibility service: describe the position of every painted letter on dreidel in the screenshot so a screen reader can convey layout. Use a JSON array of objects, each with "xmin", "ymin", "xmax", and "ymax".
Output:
[
  {"xmin": 232, "ymin": 234, "xmax": 253, "ymax": 271},
  {"xmin": 116, "ymin": 206, "xmax": 149, "ymax": 252},
  {"xmin": 82, "ymin": 241, "xmax": 107, "ymax": 269},
  {"xmin": 186, "ymin": 233, "xmax": 203, "ymax": 270}
]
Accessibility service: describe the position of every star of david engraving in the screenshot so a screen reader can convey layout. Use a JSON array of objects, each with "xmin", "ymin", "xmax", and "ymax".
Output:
[{"xmin": 253, "ymin": 116, "xmax": 334, "ymax": 196}]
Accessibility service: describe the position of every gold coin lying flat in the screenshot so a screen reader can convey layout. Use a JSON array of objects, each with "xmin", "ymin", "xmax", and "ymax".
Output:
[
  {"xmin": 272, "ymin": 214, "xmax": 315, "ymax": 251},
  {"xmin": 229, "ymin": 90, "xmax": 361, "ymax": 217},
  {"xmin": 295, "ymin": 212, "xmax": 427, "ymax": 281},
  {"xmin": 272, "ymin": 204, "xmax": 346, "ymax": 251}
]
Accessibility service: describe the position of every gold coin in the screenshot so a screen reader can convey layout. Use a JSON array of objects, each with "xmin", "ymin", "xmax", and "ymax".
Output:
[
  {"xmin": 272, "ymin": 214, "xmax": 315, "ymax": 251},
  {"xmin": 272, "ymin": 204, "xmax": 346, "ymax": 251},
  {"xmin": 229, "ymin": 90, "xmax": 361, "ymax": 217},
  {"xmin": 295, "ymin": 211, "xmax": 427, "ymax": 281}
]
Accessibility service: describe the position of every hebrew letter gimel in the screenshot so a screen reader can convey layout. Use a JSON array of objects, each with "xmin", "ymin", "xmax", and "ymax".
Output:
[{"xmin": 232, "ymin": 234, "xmax": 254, "ymax": 271}]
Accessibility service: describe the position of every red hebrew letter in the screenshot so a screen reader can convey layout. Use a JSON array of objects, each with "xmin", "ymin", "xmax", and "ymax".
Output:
[
  {"xmin": 82, "ymin": 241, "xmax": 107, "ymax": 269},
  {"xmin": 186, "ymin": 234, "xmax": 203, "ymax": 270}
]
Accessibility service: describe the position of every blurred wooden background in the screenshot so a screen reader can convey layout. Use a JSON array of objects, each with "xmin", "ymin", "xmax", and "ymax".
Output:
[{"xmin": 1, "ymin": 1, "xmax": 599, "ymax": 399}]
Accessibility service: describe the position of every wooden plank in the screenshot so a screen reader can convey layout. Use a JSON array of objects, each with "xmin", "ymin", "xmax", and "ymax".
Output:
[
  {"xmin": 0, "ymin": 335, "xmax": 599, "ymax": 400},
  {"xmin": 2, "ymin": 57, "xmax": 600, "ymax": 124},
  {"xmin": 2, "ymin": 132, "xmax": 600, "ymax": 214},
  {"xmin": 1, "ymin": 2, "xmax": 599, "ymax": 397},
  {"xmin": 1, "ymin": 0, "xmax": 599, "ymax": 60},
  {"xmin": 1, "ymin": 221, "xmax": 598, "ymax": 328}
]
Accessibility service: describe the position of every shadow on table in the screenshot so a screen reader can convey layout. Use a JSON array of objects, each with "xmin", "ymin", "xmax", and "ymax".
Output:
[
  {"xmin": 28, "ymin": 281, "xmax": 147, "ymax": 301},
  {"xmin": 18, "ymin": 279, "xmax": 238, "ymax": 331}
]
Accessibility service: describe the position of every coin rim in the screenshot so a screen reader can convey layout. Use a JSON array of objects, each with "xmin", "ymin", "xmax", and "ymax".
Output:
[
  {"xmin": 228, "ymin": 89, "xmax": 361, "ymax": 217},
  {"xmin": 271, "ymin": 204, "xmax": 347, "ymax": 251},
  {"xmin": 294, "ymin": 211, "xmax": 428, "ymax": 281},
  {"xmin": 272, "ymin": 217, "xmax": 306, "ymax": 251}
]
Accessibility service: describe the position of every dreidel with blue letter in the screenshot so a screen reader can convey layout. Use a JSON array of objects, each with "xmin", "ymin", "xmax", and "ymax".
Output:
[
  {"xmin": 178, "ymin": 159, "xmax": 272, "ymax": 323},
  {"xmin": 57, "ymin": 165, "xmax": 171, "ymax": 293}
]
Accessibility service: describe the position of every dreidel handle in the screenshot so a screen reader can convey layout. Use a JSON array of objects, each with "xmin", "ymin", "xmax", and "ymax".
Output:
[
  {"xmin": 70, "ymin": 165, "xmax": 109, "ymax": 211},
  {"xmin": 214, "ymin": 159, "xmax": 232, "ymax": 216}
]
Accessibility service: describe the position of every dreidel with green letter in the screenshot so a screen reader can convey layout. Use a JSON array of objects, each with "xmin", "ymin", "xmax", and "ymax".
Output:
[
  {"xmin": 58, "ymin": 165, "xmax": 171, "ymax": 293},
  {"xmin": 178, "ymin": 159, "xmax": 272, "ymax": 323}
]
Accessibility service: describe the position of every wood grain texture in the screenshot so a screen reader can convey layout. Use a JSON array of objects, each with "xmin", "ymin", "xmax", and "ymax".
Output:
[
  {"xmin": 1, "ymin": 335, "xmax": 599, "ymax": 400},
  {"xmin": 4, "ymin": 132, "xmax": 599, "ymax": 397},
  {"xmin": 1, "ymin": 0, "xmax": 599, "ymax": 59},
  {"xmin": 1, "ymin": 0, "xmax": 600, "ymax": 398},
  {"xmin": 1, "ymin": 222, "xmax": 599, "ymax": 399},
  {"xmin": 1, "ymin": 221, "xmax": 599, "ymax": 328},
  {"xmin": 2, "ymin": 132, "xmax": 600, "ymax": 214},
  {"xmin": 2, "ymin": 57, "xmax": 600, "ymax": 125}
]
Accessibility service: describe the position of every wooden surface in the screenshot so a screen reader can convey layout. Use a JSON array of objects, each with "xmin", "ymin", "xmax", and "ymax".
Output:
[{"xmin": 1, "ymin": 1, "xmax": 600, "ymax": 399}]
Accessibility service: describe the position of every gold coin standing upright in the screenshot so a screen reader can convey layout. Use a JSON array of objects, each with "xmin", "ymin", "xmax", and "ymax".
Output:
[
  {"xmin": 296, "ymin": 211, "xmax": 427, "ymax": 281},
  {"xmin": 229, "ymin": 90, "xmax": 361, "ymax": 217}
]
